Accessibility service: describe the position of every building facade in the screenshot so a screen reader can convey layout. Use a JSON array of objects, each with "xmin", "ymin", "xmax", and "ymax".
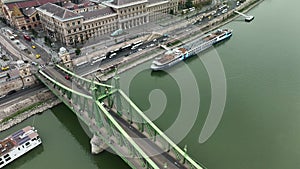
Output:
[
  {"xmin": 37, "ymin": 0, "xmax": 178, "ymax": 46},
  {"xmin": 1, "ymin": 0, "xmax": 64, "ymax": 30}
]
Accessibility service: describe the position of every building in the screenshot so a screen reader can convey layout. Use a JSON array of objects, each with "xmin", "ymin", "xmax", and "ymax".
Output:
[
  {"xmin": 1, "ymin": 0, "xmax": 65, "ymax": 30},
  {"xmin": 36, "ymin": 0, "xmax": 178, "ymax": 46}
]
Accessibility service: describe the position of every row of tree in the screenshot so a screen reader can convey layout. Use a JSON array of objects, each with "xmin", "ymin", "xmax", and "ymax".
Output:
[{"xmin": 184, "ymin": 0, "xmax": 213, "ymax": 10}]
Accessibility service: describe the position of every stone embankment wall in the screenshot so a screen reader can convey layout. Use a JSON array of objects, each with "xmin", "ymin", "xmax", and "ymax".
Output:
[
  {"xmin": 0, "ymin": 90, "xmax": 53, "ymax": 118},
  {"xmin": 0, "ymin": 90, "xmax": 61, "ymax": 132}
]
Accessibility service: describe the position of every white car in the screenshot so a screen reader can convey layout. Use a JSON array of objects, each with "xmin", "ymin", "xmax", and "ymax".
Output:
[{"xmin": 222, "ymin": 9, "xmax": 228, "ymax": 14}]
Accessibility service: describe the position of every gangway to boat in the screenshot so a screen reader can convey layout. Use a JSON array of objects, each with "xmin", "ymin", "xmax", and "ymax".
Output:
[{"xmin": 234, "ymin": 11, "xmax": 254, "ymax": 22}]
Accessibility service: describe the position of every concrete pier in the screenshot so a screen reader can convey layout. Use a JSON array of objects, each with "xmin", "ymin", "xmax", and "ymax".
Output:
[{"xmin": 90, "ymin": 134, "xmax": 108, "ymax": 154}]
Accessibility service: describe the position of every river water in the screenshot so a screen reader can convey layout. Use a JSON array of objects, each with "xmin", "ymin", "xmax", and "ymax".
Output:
[{"xmin": 2, "ymin": 0, "xmax": 300, "ymax": 168}]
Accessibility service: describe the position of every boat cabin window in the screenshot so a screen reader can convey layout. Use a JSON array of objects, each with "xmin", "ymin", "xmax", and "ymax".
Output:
[
  {"xmin": 0, "ymin": 161, "xmax": 4, "ymax": 165},
  {"xmin": 25, "ymin": 142, "xmax": 30, "ymax": 146},
  {"xmin": 5, "ymin": 157, "xmax": 11, "ymax": 161}
]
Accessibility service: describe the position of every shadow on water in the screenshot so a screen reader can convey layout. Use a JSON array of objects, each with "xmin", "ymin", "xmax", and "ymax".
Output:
[
  {"xmin": 6, "ymin": 145, "xmax": 44, "ymax": 169},
  {"xmin": 51, "ymin": 104, "xmax": 92, "ymax": 150},
  {"xmin": 51, "ymin": 104, "xmax": 131, "ymax": 169}
]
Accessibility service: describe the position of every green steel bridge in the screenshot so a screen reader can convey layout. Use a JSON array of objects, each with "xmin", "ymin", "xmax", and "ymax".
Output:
[{"xmin": 35, "ymin": 64, "xmax": 205, "ymax": 169}]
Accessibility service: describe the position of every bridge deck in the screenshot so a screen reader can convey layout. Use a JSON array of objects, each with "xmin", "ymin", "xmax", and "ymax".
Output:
[{"xmin": 36, "ymin": 67, "xmax": 193, "ymax": 169}]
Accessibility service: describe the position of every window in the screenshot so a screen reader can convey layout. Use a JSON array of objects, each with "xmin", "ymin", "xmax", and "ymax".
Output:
[
  {"xmin": 78, "ymin": 21, "xmax": 80, "ymax": 24},
  {"xmin": 72, "ymin": 22, "xmax": 75, "ymax": 26},
  {"xmin": 66, "ymin": 23, "xmax": 70, "ymax": 27},
  {"xmin": 25, "ymin": 142, "xmax": 30, "ymax": 146},
  {"xmin": 5, "ymin": 157, "xmax": 11, "ymax": 161}
]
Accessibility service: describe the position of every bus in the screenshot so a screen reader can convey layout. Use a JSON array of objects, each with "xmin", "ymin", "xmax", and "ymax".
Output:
[
  {"xmin": 120, "ymin": 44, "xmax": 132, "ymax": 51},
  {"xmin": 91, "ymin": 55, "xmax": 106, "ymax": 65},
  {"xmin": 108, "ymin": 53, "xmax": 117, "ymax": 59},
  {"xmin": 131, "ymin": 43, "xmax": 143, "ymax": 50},
  {"xmin": 132, "ymin": 40, "xmax": 143, "ymax": 45}
]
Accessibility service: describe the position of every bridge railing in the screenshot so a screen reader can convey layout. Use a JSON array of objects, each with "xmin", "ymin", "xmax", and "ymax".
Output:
[
  {"xmin": 56, "ymin": 64, "xmax": 113, "ymax": 88},
  {"xmin": 37, "ymin": 70, "xmax": 162, "ymax": 169},
  {"xmin": 95, "ymin": 101, "xmax": 161, "ymax": 169},
  {"xmin": 115, "ymin": 89, "xmax": 204, "ymax": 169}
]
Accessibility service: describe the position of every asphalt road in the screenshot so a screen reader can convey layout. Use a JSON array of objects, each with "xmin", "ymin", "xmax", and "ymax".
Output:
[{"xmin": 0, "ymin": 83, "xmax": 45, "ymax": 106}]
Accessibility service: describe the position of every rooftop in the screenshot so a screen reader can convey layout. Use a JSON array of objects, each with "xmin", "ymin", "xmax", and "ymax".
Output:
[
  {"xmin": 112, "ymin": 0, "xmax": 142, "ymax": 5},
  {"xmin": 103, "ymin": 0, "xmax": 147, "ymax": 8},
  {"xmin": 81, "ymin": 7, "xmax": 115, "ymax": 20},
  {"xmin": 5, "ymin": 0, "xmax": 65, "ymax": 11},
  {"xmin": 22, "ymin": 7, "xmax": 37, "ymax": 17},
  {"xmin": 37, "ymin": 3, "xmax": 82, "ymax": 21}
]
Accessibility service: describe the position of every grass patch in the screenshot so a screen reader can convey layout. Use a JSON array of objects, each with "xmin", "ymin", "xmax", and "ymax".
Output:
[{"xmin": 1, "ymin": 102, "xmax": 43, "ymax": 123}]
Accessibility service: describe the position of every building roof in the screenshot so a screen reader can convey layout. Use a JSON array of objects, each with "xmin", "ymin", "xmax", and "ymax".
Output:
[
  {"xmin": 5, "ymin": 0, "xmax": 64, "ymax": 11},
  {"xmin": 81, "ymin": 7, "xmax": 115, "ymax": 20},
  {"xmin": 112, "ymin": 0, "xmax": 142, "ymax": 5},
  {"xmin": 8, "ymin": 69, "xmax": 20, "ymax": 79},
  {"xmin": 22, "ymin": 7, "xmax": 37, "ymax": 17},
  {"xmin": 62, "ymin": 0, "xmax": 97, "ymax": 10},
  {"xmin": 38, "ymin": 3, "xmax": 82, "ymax": 21},
  {"xmin": 148, "ymin": 0, "xmax": 168, "ymax": 5},
  {"xmin": 103, "ymin": 0, "xmax": 147, "ymax": 9}
]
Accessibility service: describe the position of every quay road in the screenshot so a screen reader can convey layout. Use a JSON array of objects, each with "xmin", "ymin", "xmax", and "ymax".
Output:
[
  {"xmin": 39, "ymin": 67, "xmax": 191, "ymax": 169},
  {"xmin": 0, "ymin": 84, "xmax": 45, "ymax": 105},
  {"xmin": 74, "ymin": 0, "xmax": 242, "ymax": 76}
]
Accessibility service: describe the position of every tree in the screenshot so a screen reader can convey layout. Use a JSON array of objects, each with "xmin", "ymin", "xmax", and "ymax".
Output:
[
  {"xmin": 185, "ymin": 0, "xmax": 193, "ymax": 9},
  {"xmin": 75, "ymin": 48, "xmax": 81, "ymax": 56}
]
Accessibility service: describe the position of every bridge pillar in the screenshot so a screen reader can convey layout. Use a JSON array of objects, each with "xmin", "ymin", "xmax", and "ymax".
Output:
[{"xmin": 90, "ymin": 134, "xmax": 108, "ymax": 154}]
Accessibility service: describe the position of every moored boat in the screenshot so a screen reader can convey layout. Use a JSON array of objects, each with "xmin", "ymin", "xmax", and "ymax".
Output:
[
  {"xmin": 151, "ymin": 28, "xmax": 232, "ymax": 71},
  {"xmin": 0, "ymin": 126, "xmax": 42, "ymax": 168}
]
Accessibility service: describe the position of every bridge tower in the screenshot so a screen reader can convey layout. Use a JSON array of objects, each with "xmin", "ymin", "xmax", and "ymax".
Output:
[{"xmin": 58, "ymin": 47, "xmax": 73, "ymax": 69}]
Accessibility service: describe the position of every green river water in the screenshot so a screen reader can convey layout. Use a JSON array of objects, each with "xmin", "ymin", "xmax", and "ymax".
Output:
[{"xmin": 2, "ymin": 0, "xmax": 300, "ymax": 168}]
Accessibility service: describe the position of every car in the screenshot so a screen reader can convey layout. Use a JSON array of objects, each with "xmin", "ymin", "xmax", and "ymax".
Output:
[
  {"xmin": 36, "ymin": 54, "xmax": 41, "ymax": 59},
  {"xmin": 23, "ymin": 34, "xmax": 31, "ymax": 41},
  {"xmin": 65, "ymin": 75, "xmax": 71, "ymax": 80},
  {"xmin": 1, "ymin": 66, "xmax": 9, "ymax": 71},
  {"xmin": 31, "ymin": 61, "xmax": 38, "ymax": 66},
  {"xmin": 32, "ymin": 45, "xmax": 36, "ymax": 49}
]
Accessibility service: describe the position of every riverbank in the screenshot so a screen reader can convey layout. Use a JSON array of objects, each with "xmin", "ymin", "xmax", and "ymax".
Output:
[
  {"xmin": 0, "ymin": 0, "xmax": 264, "ymax": 132},
  {"xmin": 0, "ymin": 90, "xmax": 61, "ymax": 132},
  {"xmin": 96, "ymin": 0, "xmax": 264, "ymax": 81}
]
